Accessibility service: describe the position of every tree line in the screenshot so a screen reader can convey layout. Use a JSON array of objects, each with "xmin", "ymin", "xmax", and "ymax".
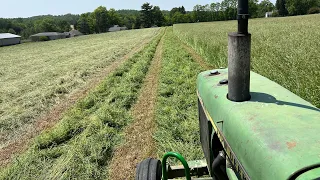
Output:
[
  {"xmin": 0, "ymin": 14, "xmax": 79, "ymax": 39},
  {"xmin": 276, "ymin": 0, "xmax": 320, "ymax": 16},
  {"xmin": 183, "ymin": 0, "xmax": 319, "ymax": 23},
  {"xmin": 0, "ymin": 0, "xmax": 319, "ymax": 39}
]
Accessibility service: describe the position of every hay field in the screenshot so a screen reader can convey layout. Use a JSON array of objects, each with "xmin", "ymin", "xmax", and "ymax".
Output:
[
  {"xmin": 0, "ymin": 29, "xmax": 164, "ymax": 179},
  {"xmin": 0, "ymin": 28, "xmax": 160, "ymax": 149},
  {"xmin": 173, "ymin": 14, "xmax": 320, "ymax": 108},
  {"xmin": 1, "ymin": 14, "xmax": 319, "ymax": 180}
]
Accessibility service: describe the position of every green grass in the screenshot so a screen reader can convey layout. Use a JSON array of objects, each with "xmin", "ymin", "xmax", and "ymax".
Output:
[
  {"xmin": 2, "ymin": 14, "xmax": 319, "ymax": 179},
  {"xmin": 0, "ymin": 29, "xmax": 164, "ymax": 180},
  {"xmin": 173, "ymin": 14, "xmax": 320, "ymax": 108},
  {"xmin": 0, "ymin": 28, "xmax": 160, "ymax": 148},
  {"xmin": 154, "ymin": 27, "xmax": 204, "ymax": 164}
]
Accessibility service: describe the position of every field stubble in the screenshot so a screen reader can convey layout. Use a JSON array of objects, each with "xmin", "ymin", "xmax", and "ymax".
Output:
[
  {"xmin": 0, "ymin": 28, "xmax": 160, "ymax": 149},
  {"xmin": 0, "ymin": 28, "xmax": 163, "ymax": 179}
]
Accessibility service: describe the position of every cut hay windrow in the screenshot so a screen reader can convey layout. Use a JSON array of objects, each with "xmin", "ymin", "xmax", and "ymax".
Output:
[
  {"xmin": 0, "ymin": 29, "xmax": 164, "ymax": 180},
  {"xmin": 154, "ymin": 27, "xmax": 204, "ymax": 165},
  {"xmin": 0, "ymin": 28, "xmax": 160, "ymax": 149},
  {"xmin": 108, "ymin": 27, "xmax": 166, "ymax": 180}
]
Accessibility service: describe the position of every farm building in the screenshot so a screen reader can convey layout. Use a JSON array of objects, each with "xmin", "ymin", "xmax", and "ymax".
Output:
[
  {"xmin": 30, "ymin": 32, "xmax": 67, "ymax": 41},
  {"xmin": 265, "ymin": 11, "xmax": 278, "ymax": 18},
  {"xmin": 265, "ymin": 12, "xmax": 273, "ymax": 18},
  {"xmin": 69, "ymin": 30, "xmax": 83, "ymax": 37},
  {"xmin": 63, "ymin": 32, "xmax": 71, "ymax": 38},
  {"xmin": 108, "ymin": 25, "xmax": 128, "ymax": 32},
  {"xmin": 0, "ymin": 33, "xmax": 21, "ymax": 46}
]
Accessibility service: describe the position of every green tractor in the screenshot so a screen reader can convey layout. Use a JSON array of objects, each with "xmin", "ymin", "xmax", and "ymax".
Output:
[{"xmin": 136, "ymin": 0, "xmax": 320, "ymax": 179}]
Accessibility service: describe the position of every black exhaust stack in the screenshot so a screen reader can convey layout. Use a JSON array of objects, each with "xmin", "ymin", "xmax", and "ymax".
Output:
[{"xmin": 227, "ymin": 0, "xmax": 251, "ymax": 102}]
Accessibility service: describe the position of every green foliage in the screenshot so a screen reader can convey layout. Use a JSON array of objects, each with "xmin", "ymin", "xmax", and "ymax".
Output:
[
  {"xmin": 77, "ymin": 13, "xmax": 94, "ymax": 34},
  {"xmin": 171, "ymin": 12, "xmax": 192, "ymax": 24},
  {"xmin": 272, "ymin": 11, "xmax": 280, "ymax": 16},
  {"xmin": 276, "ymin": 0, "xmax": 289, "ymax": 16},
  {"xmin": 153, "ymin": 6, "xmax": 165, "ymax": 27},
  {"xmin": 92, "ymin": 6, "xmax": 109, "ymax": 33},
  {"xmin": 141, "ymin": 2, "xmax": 154, "ymax": 28},
  {"xmin": 192, "ymin": 4, "xmax": 210, "ymax": 22},
  {"xmin": 286, "ymin": 0, "xmax": 320, "ymax": 15},
  {"xmin": 189, "ymin": 0, "xmax": 274, "ymax": 22},
  {"xmin": 258, "ymin": 0, "xmax": 275, "ymax": 17},
  {"xmin": 57, "ymin": 19, "xmax": 71, "ymax": 32},
  {"xmin": 108, "ymin": 8, "xmax": 121, "ymax": 26},
  {"xmin": 0, "ymin": 14, "xmax": 78, "ymax": 39},
  {"xmin": 116, "ymin": 10, "xmax": 143, "ymax": 29},
  {"xmin": 249, "ymin": 0, "xmax": 259, "ymax": 18},
  {"xmin": 0, "ymin": 28, "xmax": 164, "ymax": 179},
  {"xmin": 155, "ymin": 28, "xmax": 204, "ymax": 164},
  {"xmin": 173, "ymin": 15, "xmax": 320, "ymax": 108},
  {"xmin": 39, "ymin": 36, "xmax": 49, "ymax": 41},
  {"xmin": 170, "ymin": 6, "xmax": 187, "ymax": 17},
  {"xmin": 140, "ymin": 3, "xmax": 165, "ymax": 28},
  {"xmin": 7, "ymin": 28, "xmax": 16, "ymax": 34},
  {"xmin": 308, "ymin": 7, "xmax": 320, "ymax": 14},
  {"xmin": 76, "ymin": 7, "xmax": 142, "ymax": 34},
  {"xmin": 35, "ymin": 18, "xmax": 56, "ymax": 32}
]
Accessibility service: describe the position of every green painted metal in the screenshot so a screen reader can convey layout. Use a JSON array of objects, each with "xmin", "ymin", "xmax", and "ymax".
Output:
[
  {"xmin": 162, "ymin": 152, "xmax": 191, "ymax": 180},
  {"xmin": 296, "ymin": 167, "xmax": 320, "ymax": 179},
  {"xmin": 197, "ymin": 69, "xmax": 320, "ymax": 180},
  {"xmin": 226, "ymin": 167, "xmax": 240, "ymax": 180}
]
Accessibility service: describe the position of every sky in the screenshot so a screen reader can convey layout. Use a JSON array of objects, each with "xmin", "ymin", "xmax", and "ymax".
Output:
[{"xmin": 0, "ymin": 0, "xmax": 277, "ymax": 18}]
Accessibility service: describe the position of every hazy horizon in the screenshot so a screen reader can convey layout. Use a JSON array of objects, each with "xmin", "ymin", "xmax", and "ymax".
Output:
[{"xmin": 1, "ymin": 0, "xmax": 276, "ymax": 18}]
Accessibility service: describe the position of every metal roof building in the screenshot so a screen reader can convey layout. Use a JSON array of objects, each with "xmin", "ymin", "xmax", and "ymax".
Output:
[
  {"xmin": 30, "ymin": 32, "xmax": 67, "ymax": 41},
  {"xmin": 69, "ymin": 30, "xmax": 83, "ymax": 37},
  {"xmin": 0, "ymin": 33, "xmax": 21, "ymax": 47},
  {"xmin": 108, "ymin": 25, "xmax": 128, "ymax": 32}
]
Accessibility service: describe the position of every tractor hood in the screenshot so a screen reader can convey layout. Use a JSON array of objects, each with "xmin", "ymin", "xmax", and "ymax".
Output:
[{"xmin": 197, "ymin": 69, "xmax": 320, "ymax": 180}]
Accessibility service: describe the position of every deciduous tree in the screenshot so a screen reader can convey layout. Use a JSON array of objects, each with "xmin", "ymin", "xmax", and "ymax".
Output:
[
  {"xmin": 152, "ymin": 6, "xmax": 165, "ymax": 27},
  {"xmin": 141, "ymin": 3, "xmax": 153, "ymax": 28},
  {"xmin": 276, "ymin": 0, "xmax": 288, "ymax": 16},
  {"xmin": 92, "ymin": 6, "xmax": 109, "ymax": 33},
  {"xmin": 258, "ymin": 0, "xmax": 275, "ymax": 17}
]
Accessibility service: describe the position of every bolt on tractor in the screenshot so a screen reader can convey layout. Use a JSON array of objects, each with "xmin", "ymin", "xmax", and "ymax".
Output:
[{"xmin": 136, "ymin": 0, "xmax": 320, "ymax": 179}]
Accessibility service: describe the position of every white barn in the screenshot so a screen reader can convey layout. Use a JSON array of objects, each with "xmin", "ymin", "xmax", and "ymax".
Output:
[
  {"xmin": 0, "ymin": 33, "xmax": 21, "ymax": 47},
  {"xmin": 265, "ymin": 11, "xmax": 273, "ymax": 18}
]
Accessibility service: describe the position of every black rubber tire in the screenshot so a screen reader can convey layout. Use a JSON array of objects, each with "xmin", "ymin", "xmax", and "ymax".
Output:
[{"xmin": 135, "ymin": 158, "xmax": 162, "ymax": 180}]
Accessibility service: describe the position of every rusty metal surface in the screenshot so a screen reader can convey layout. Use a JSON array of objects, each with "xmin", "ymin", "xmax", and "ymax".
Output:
[{"xmin": 197, "ymin": 68, "xmax": 320, "ymax": 180}]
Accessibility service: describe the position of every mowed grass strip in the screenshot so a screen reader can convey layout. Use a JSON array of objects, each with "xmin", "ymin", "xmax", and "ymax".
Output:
[
  {"xmin": 173, "ymin": 15, "xmax": 320, "ymax": 108},
  {"xmin": 0, "ymin": 28, "xmax": 160, "ymax": 148},
  {"xmin": 108, "ymin": 28, "xmax": 166, "ymax": 180},
  {"xmin": 0, "ymin": 29, "xmax": 164, "ymax": 180},
  {"xmin": 154, "ymin": 27, "xmax": 204, "ymax": 164}
]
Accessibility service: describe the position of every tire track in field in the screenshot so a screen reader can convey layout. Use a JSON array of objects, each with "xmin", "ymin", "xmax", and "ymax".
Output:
[
  {"xmin": 0, "ymin": 36, "xmax": 155, "ymax": 168},
  {"xmin": 108, "ymin": 29, "xmax": 165, "ymax": 180},
  {"xmin": 177, "ymin": 37, "xmax": 214, "ymax": 70}
]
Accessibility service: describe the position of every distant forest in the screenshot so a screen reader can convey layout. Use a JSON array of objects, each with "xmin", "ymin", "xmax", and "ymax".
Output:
[{"xmin": 0, "ymin": 0, "xmax": 319, "ymax": 39}]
